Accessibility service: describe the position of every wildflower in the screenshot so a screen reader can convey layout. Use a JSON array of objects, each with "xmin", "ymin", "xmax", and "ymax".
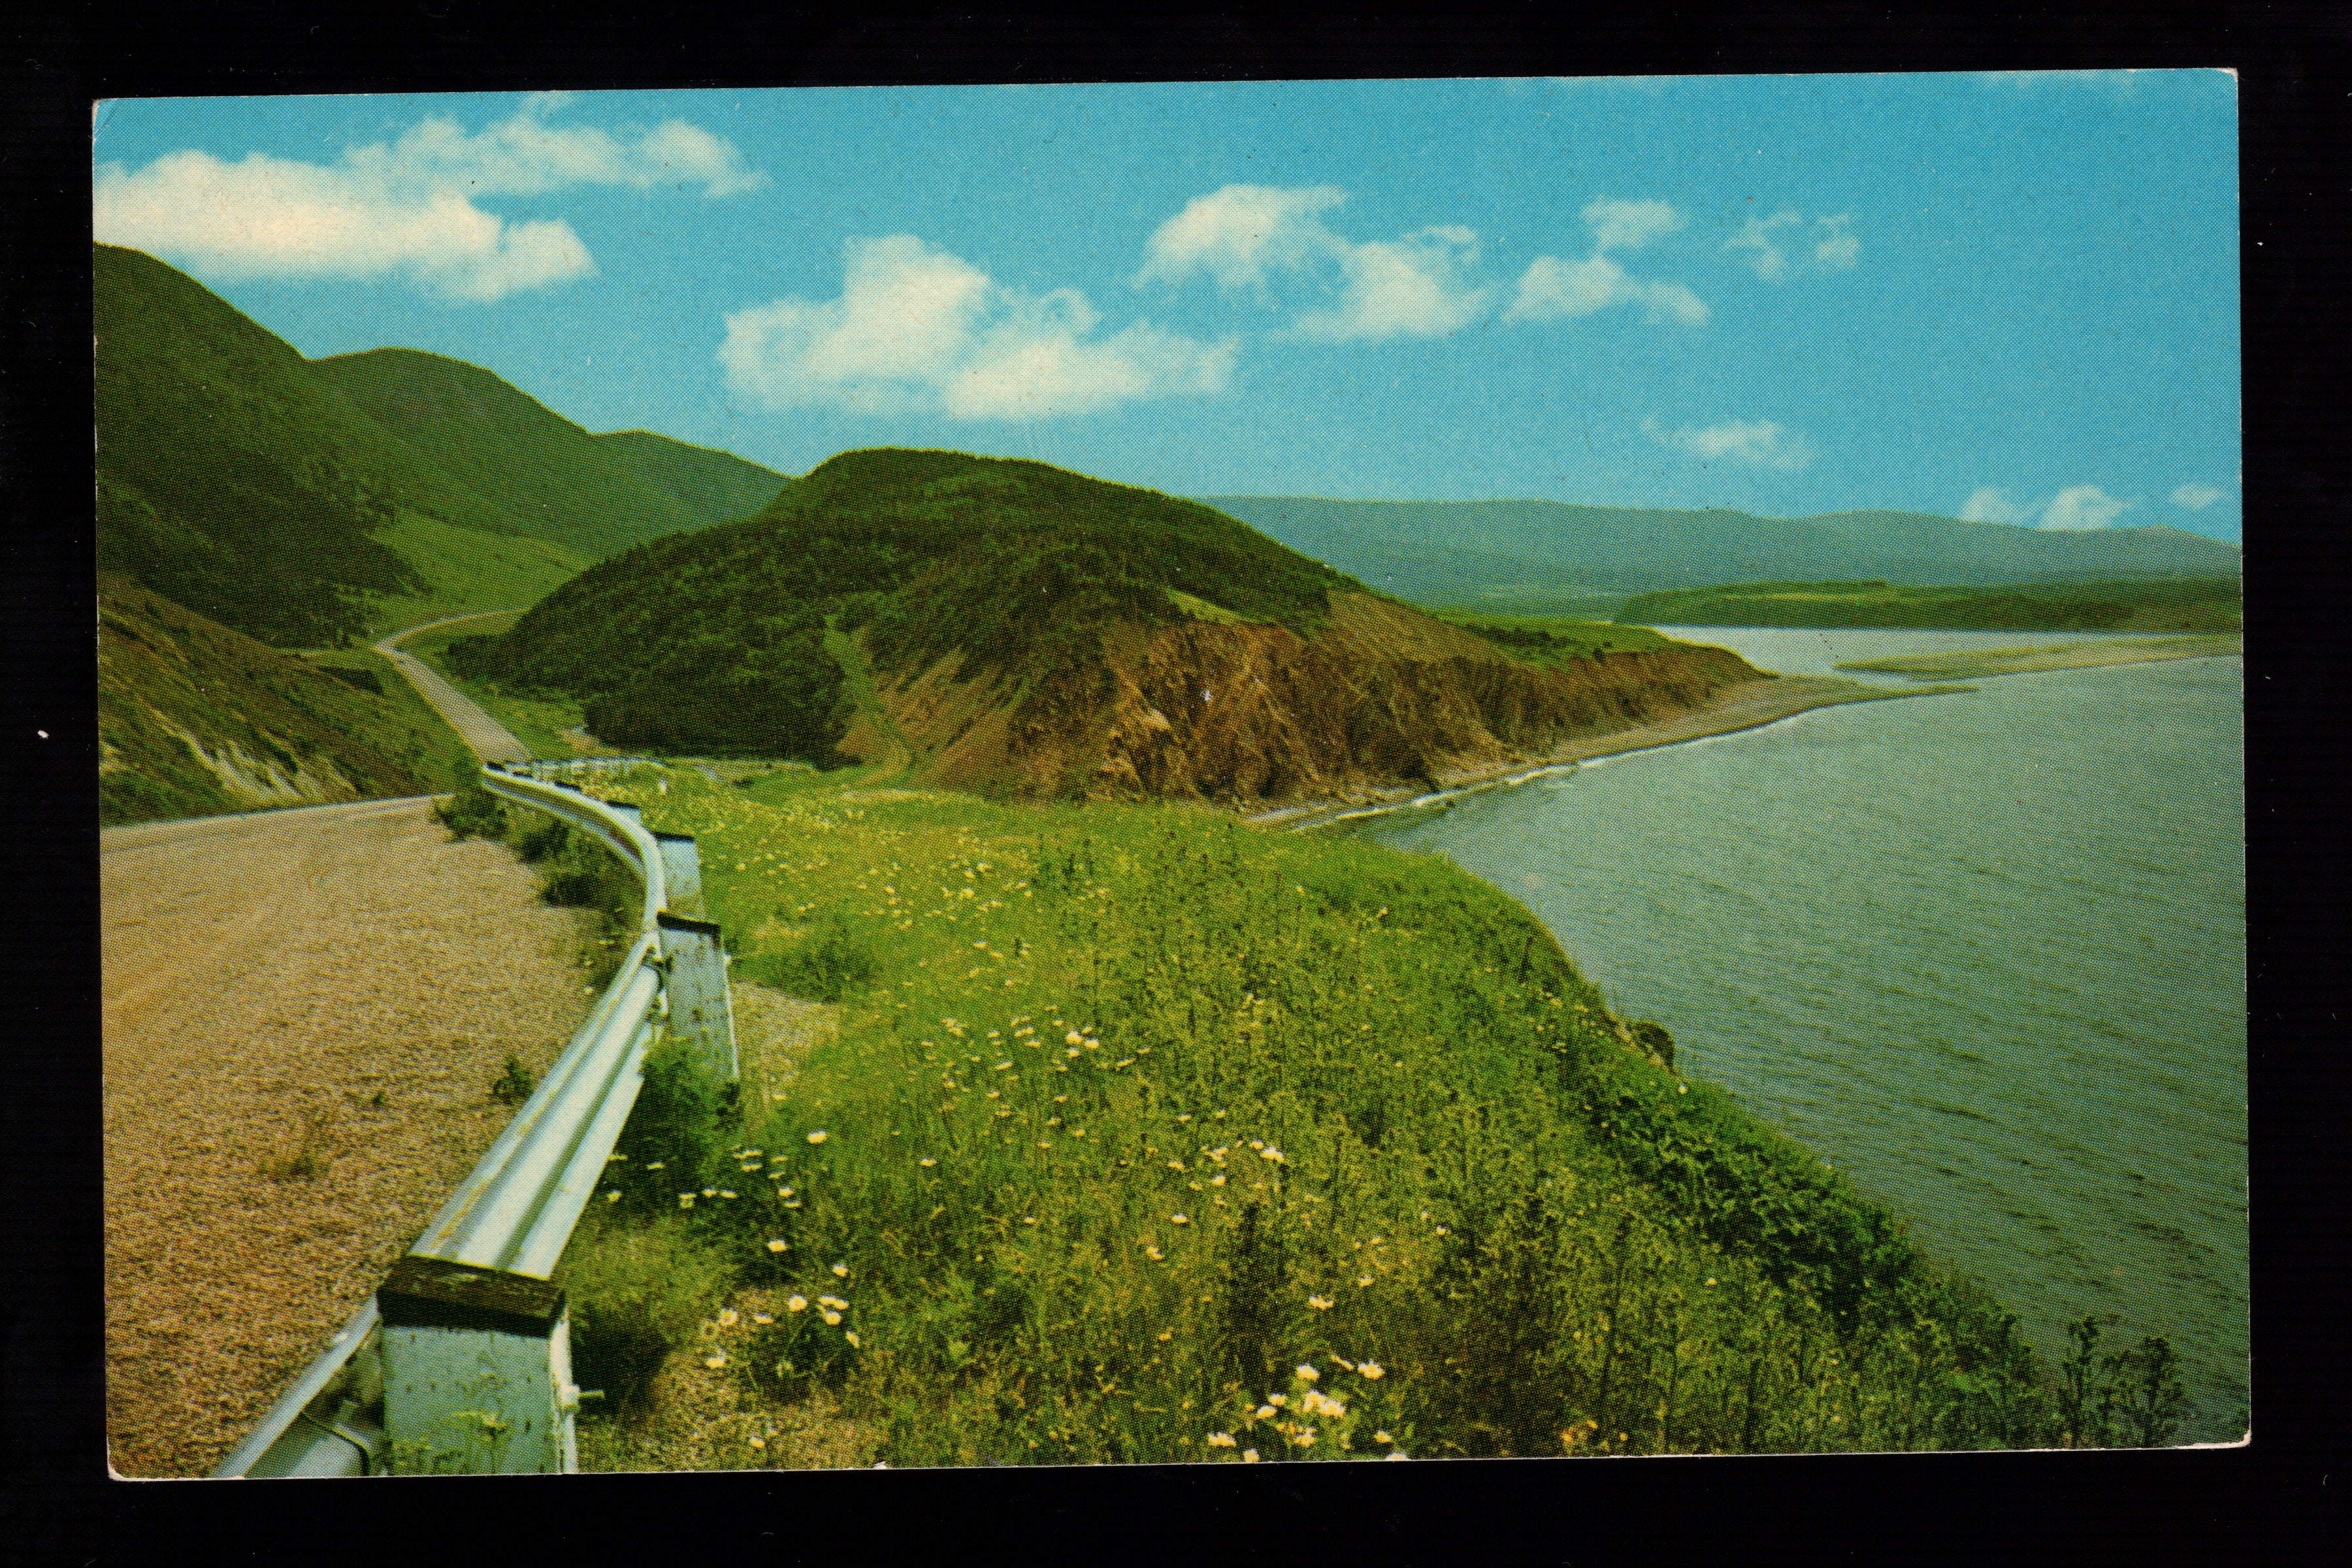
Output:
[
  {"xmin": 1206, "ymin": 1431, "xmax": 1237, "ymax": 1448},
  {"xmin": 719, "ymin": 1190, "xmax": 738, "ymax": 1200},
  {"xmin": 1308, "ymin": 1296, "xmax": 1333, "ymax": 1311},
  {"xmin": 1176, "ymin": 1113, "xmax": 1192, "ymax": 1123},
  {"xmin": 645, "ymin": 1162, "xmax": 665, "ymax": 1171},
  {"xmin": 817, "ymin": 1295, "xmax": 847, "ymax": 1311},
  {"xmin": 1037, "ymin": 1141, "xmax": 1051, "ymax": 1150},
  {"xmin": 1145, "ymin": 1246, "xmax": 1164, "ymax": 1261},
  {"xmin": 1384, "ymin": 1450, "xmax": 1409, "ymax": 1461},
  {"xmin": 1706, "ymin": 1277, "xmax": 1718, "ymax": 1287},
  {"xmin": 1373, "ymin": 1430, "xmax": 1393, "ymax": 1445},
  {"xmin": 1171, "ymin": 1214, "xmax": 1190, "ymax": 1226},
  {"xmin": 1168, "ymin": 1160, "xmax": 1187, "ymax": 1171},
  {"xmin": 1241, "ymin": 1450, "xmax": 1260, "ymax": 1463},
  {"xmin": 1066, "ymin": 1030, "xmax": 1085, "ymax": 1045},
  {"xmin": 752, "ymin": 1314, "xmax": 774, "ymax": 1325},
  {"xmin": 845, "ymin": 1333, "xmax": 861, "ymax": 1348},
  {"xmin": 1358, "ymin": 1362, "xmax": 1385, "ymax": 1380},
  {"xmin": 704, "ymin": 1354, "xmax": 727, "ymax": 1369},
  {"xmin": 1210, "ymin": 1175, "xmax": 1227, "ymax": 1187},
  {"xmin": 1260, "ymin": 1147, "xmax": 1285, "ymax": 1164},
  {"xmin": 717, "ymin": 1309, "xmax": 739, "ymax": 1328},
  {"xmin": 822, "ymin": 1311, "xmax": 842, "ymax": 1326},
  {"xmin": 679, "ymin": 1194, "xmax": 695, "ymax": 1208},
  {"xmin": 1157, "ymin": 1330, "xmax": 1173, "ymax": 1341},
  {"xmin": 1066, "ymin": 1047, "xmax": 1081, "ymax": 1058},
  {"xmin": 787, "ymin": 1296, "xmax": 808, "ymax": 1313},
  {"xmin": 1254, "ymin": 1405, "xmax": 1277, "ymax": 1420},
  {"xmin": 1357, "ymin": 1275, "xmax": 1373, "ymax": 1288},
  {"xmin": 1292, "ymin": 1429, "xmax": 1316, "ymax": 1448},
  {"xmin": 1248, "ymin": 1139, "xmax": 1265, "ymax": 1151},
  {"xmin": 1295, "ymin": 1364, "xmax": 1319, "ymax": 1382},
  {"xmin": 807, "ymin": 1131, "xmax": 829, "ymax": 1145},
  {"xmin": 606, "ymin": 1191, "xmax": 622, "ymax": 1203},
  {"xmin": 832, "ymin": 1264, "xmax": 850, "ymax": 1277},
  {"xmin": 1022, "ymin": 1216, "xmax": 1038, "ymax": 1225},
  {"xmin": 749, "ymin": 1437, "xmax": 766, "ymax": 1450},
  {"xmin": 919, "ymin": 1157, "xmax": 937, "ymax": 1167}
]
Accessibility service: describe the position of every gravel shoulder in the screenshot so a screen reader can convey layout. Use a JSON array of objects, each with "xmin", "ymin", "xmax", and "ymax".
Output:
[{"xmin": 101, "ymin": 796, "xmax": 595, "ymax": 1478}]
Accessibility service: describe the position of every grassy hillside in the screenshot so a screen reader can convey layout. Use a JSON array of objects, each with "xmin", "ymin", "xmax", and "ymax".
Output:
[
  {"xmin": 593, "ymin": 429, "xmax": 791, "ymax": 529},
  {"xmin": 1205, "ymin": 495, "xmax": 2243, "ymax": 602},
  {"xmin": 310, "ymin": 349, "xmax": 760, "ymax": 561},
  {"xmin": 1618, "ymin": 579, "xmax": 2242, "ymax": 634},
  {"xmin": 99, "ymin": 576, "xmax": 475, "ymax": 825},
  {"xmin": 358, "ymin": 512, "xmax": 595, "ymax": 636},
  {"xmin": 446, "ymin": 449, "xmax": 1761, "ymax": 803},
  {"xmin": 536, "ymin": 763, "xmax": 2181, "ymax": 1465}
]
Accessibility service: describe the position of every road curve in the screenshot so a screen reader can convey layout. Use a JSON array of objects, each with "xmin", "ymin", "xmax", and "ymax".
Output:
[{"xmin": 374, "ymin": 611, "xmax": 533, "ymax": 764}]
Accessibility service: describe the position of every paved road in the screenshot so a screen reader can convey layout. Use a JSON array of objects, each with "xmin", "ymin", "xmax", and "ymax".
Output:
[{"xmin": 374, "ymin": 611, "xmax": 533, "ymax": 764}]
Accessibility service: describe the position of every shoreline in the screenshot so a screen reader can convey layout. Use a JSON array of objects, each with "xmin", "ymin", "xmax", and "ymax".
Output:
[{"xmin": 1245, "ymin": 674, "xmax": 1970, "ymax": 832}]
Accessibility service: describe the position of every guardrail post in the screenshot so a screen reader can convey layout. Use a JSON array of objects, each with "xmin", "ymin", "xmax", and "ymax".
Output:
[
  {"xmin": 657, "ymin": 911, "xmax": 738, "ymax": 1083},
  {"xmin": 377, "ymin": 1257, "xmax": 578, "ymax": 1475},
  {"xmin": 653, "ymin": 832, "xmax": 704, "ymax": 914}
]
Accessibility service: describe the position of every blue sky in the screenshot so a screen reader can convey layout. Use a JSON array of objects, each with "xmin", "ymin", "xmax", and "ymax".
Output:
[{"xmin": 93, "ymin": 73, "xmax": 2242, "ymax": 541}]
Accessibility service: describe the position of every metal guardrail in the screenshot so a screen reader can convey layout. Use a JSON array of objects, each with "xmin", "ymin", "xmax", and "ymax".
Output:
[{"xmin": 212, "ymin": 759, "xmax": 734, "ymax": 1478}]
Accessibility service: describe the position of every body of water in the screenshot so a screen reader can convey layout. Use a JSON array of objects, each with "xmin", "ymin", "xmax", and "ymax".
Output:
[{"xmin": 1352, "ymin": 627, "xmax": 2247, "ymax": 1441}]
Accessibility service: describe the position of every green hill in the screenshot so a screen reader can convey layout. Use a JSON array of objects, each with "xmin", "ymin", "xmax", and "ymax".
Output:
[
  {"xmin": 1203, "ymin": 495, "xmax": 2243, "ymax": 606},
  {"xmin": 310, "ymin": 349, "xmax": 786, "ymax": 561},
  {"xmin": 448, "ymin": 448, "xmax": 1761, "ymax": 803},
  {"xmin": 99, "ymin": 575, "xmax": 474, "ymax": 825},
  {"xmin": 1617, "ymin": 578, "xmax": 2242, "ymax": 633}
]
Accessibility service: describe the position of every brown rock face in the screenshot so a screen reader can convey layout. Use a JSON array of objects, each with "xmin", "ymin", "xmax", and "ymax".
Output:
[{"xmin": 858, "ymin": 591, "xmax": 1761, "ymax": 807}]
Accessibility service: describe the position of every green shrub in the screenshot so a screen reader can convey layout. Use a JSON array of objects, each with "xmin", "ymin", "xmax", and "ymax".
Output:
[{"xmin": 434, "ymin": 777, "xmax": 510, "ymax": 841}]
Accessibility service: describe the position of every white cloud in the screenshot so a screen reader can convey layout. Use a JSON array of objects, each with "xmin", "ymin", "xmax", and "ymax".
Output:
[
  {"xmin": 1644, "ymin": 416, "xmax": 1813, "ymax": 470},
  {"xmin": 721, "ymin": 234, "xmax": 1236, "ymax": 421},
  {"xmin": 1504, "ymin": 198, "xmax": 1706, "ymax": 327},
  {"xmin": 92, "ymin": 95, "xmax": 763, "ymax": 301},
  {"xmin": 1506, "ymin": 254, "xmax": 1707, "ymax": 325},
  {"xmin": 1583, "ymin": 198, "xmax": 1684, "ymax": 253},
  {"xmin": 1960, "ymin": 487, "xmax": 2033, "ymax": 525},
  {"xmin": 1729, "ymin": 210, "xmax": 1859, "ymax": 279},
  {"xmin": 1138, "ymin": 184, "xmax": 1489, "ymax": 342},
  {"xmin": 1135, "ymin": 184, "xmax": 1347, "ymax": 293},
  {"xmin": 2171, "ymin": 482, "xmax": 2225, "ymax": 510},
  {"xmin": 1285, "ymin": 225, "xmax": 1491, "ymax": 342},
  {"xmin": 2039, "ymin": 485, "xmax": 2133, "ymax": 531}
]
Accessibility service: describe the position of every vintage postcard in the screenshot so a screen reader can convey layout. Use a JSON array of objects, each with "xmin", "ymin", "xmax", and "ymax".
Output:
[{"xmin": 92, "ymin": 74, "xmax": 2244, "ymax": 1477}]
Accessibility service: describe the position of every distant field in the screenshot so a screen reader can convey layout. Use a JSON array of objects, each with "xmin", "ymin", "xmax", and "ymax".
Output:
[
  {"xmin": 1431, "ymin": 613, "xmax": 1684, "ymax": 662},
  {"xmin": 360, "ymin": 511, "xmax": 591, "ymax": 638},
  {"xmin": 1837, "ymin": 635, "xmax": 2242, "ymax": 681},
  {"xmin": 1617, "ymin": 579, "xmax": 2240, "ymax": 634}
]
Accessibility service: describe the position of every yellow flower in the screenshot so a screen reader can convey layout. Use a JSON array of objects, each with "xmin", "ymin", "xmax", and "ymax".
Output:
[
  {"xmin": 822, "ymin": 1311, "xmax": 842, "ymax": 1326},
  {"xmin": 1157, "ymin": 1330, "xmax": 1173, "ymax": 1341},
  {"xmin": 1241, "ymin": 1449, "xmax": 1260, "ymax": 1463},
  {"xmin": 1066, "ymin": 1030, "xmax": 1085, "ymax": 1045},
  {"xmin": 749, "ymin": 1437, "xmax": 766, "ymax": 1450},
  {"xmin": 1171, "ymin": 1214, "xmax": 1190, "ymax": 1225},
  {"xmin": 1308, "ymin": 1296, "xmax": 1333, "ymax": 1311},
  {"xmin": 1145, "ymin": 1246, "xmax": 1164, "ymax": 1261},
  {"xmin": 1292, "ymin": 1429, "xmax": 1316, "ymax": 1448},
  {"xmin": 1210, "ymin": 1175, "xmax": 1227, "ymax": 1187},
  {"xmin": 717, "ymin": 1309, "xmax": 739, "ymax": 1327},
  {"xmin": 719, "ymin": 1190, "xmax": 738, "ymax": 1200},
  {"xmin": 606, "ymin": 1190, "xmax": 622, "ymax": 1203},
  {"xmin": 1358, "ymin": 1361, "xmax": 1385, "ymax": 1380},
  {"xmin": 1205, "ymin": 1431, "xmax": 1237, "ymax": 1448},
  {"xmin": 832, "ymin": 1264, "xmax": 849, "ymax": 1277},
  {"xmin": 767, "ymin": 1239, "xmax": 788, "ymax": 1253},
  {"xmin": 817, "ymin": 1295, "xmax": 847, "ymax": 1311},
  {"xmin": 752, "ymin": 1314, "xmax": 774, "ymax": 1325},
  {"xmin": 678, "ymin": 1194, "xmax": 695, "ymax": 1208},
  {"xmin": 1373, "ymin": 1429, "xmax": 1392, "ymax": 1445},
  {"xmin": 1333, "ymin": 1356, "xmax": 1355, "ymax": 1371},
  {"xmin": 806, "ymin": 1131, "xmax": 829, "ymax": 1145},
  {"xmin": 845, "ymin": 1332, "xmax": 861, "ymax": 1348},
  {"xmin": 919, "ymin": 1158, "xmax": 937, "ymax": 1167},
  {"xmin": 704, "ymin": 1353, "xmax": 727, "ymax": 1369},
  {"xmin": 1254, "ymin": 1404, "xmax": 1278, "ymax": 1419},
  {"xmin": 1168, "ymin": 1160, "xmax": 1187, "ymax": 1171},
  {"xmin": 1295, "ymin": 1364, "xmax": 1318, "ymax": 1382},
  {"xmin": 702, "ymin": 1188, "xmax": 717, "ymax": 1198},
  {"xmin": 787, "ymin": 1296, "xmax": 808, "ymax": 1313},
  {"xmin": 1356, "ymin": 1275, "xmax": 1373, "ymax": 1288}
]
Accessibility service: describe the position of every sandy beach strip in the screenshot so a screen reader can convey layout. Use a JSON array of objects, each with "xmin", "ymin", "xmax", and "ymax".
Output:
[{"xmin": 1249, "ymin": 674, "xmax": 1967, "ymax": 831}]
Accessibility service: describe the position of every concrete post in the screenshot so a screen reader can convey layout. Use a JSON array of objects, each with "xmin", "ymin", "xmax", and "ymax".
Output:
[
  {"xmin": 376, "ymin": 1256, "xmax": 578, "ymax": 1475},
  {"xmin": 656, "ymin": 911, "xmax": 737, "ymax": 1083},
  {"xmin": 653, "ymin": 832, "xmax": 704, "ymax": 915}
]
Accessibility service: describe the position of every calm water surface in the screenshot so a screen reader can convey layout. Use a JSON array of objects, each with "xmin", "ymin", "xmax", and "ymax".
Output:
[{"xmin": 1353, "ymin": 628, "xmax": 2247, "ymax": 1440}]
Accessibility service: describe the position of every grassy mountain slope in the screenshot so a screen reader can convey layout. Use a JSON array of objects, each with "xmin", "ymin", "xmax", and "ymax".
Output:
[
  {"xmin": 99, "ymin": 576, "xmax": 475, "ymax": 825},
  {"xmin": 592, "ymin": 429, "xmax": 791, "ymax": 529},
  {"xmin": 356, "ymin": 512, "xmax": 596, "ymax": 637},
  {"xmin": 310, "ymin": 349, "xmax": 785, "ymax": 561},
  {"xmin": 1618, "ymin": 578, "xmax": 2242, "ymax": 633},
  {"xmin": 1204, "ymin": 495, "xmax": 2243, "ymax": 604},
  {"xmin": 449, "ymin": 449, "xmax": 1761, "ymax": 802}
]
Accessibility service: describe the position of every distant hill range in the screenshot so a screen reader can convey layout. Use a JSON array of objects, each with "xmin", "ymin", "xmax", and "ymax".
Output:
[
  {"xmin": 1616, "ymin": 579, "xmax": 2240, "ymax": 634},
  {"xmin": 1201, "ymin": 496, "xmax": 2242, "ymax": 613},
  {"xmin": 95, "ymin": 243, "xmax": 789, "ymax": 648},
  {"xmin": 448, "ymin": 449, "xmax": 1762, "ymax": 805}
]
